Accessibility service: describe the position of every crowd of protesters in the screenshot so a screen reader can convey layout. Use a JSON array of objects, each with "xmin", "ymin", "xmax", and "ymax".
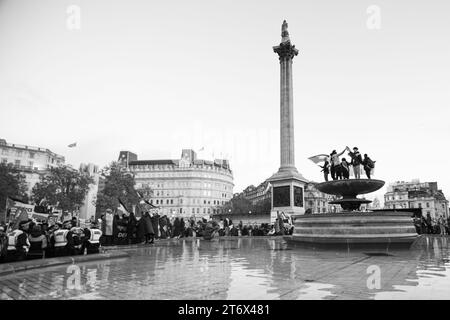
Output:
[
  {"xmin": 99, "ymin": 210, "xmax": 294, "ymax": 245},
  {"xmin": 414, "ymin": 213, "xmax": 449, "ymax": 236},
  {"xmin": 0, "ymin": 209, "xmax": 293, "ymax": 263}
]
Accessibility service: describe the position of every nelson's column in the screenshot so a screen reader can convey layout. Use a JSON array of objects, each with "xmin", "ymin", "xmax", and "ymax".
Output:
[{"xmin": 268, "ymin": 20, "xmax": 308, "ymax": 217}]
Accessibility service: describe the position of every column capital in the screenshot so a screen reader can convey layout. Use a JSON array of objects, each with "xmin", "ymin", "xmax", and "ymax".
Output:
[{"xmin": 273, "ymin": 42, "xmax": 299, "ymax": 61}]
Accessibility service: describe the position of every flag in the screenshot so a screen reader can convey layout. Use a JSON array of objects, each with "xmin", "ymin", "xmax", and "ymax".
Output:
[
  {"xmin": 308, "ymin": 154, "xmax": 329, "ymax": 164},
  {"xmin": 135, "ymin": 190, "xmax": 159, "ymax": 208},
  {"xmin": 7, "ymin": 196, "xmax": 27, "ymax": 205},
  {"xmin": 117, "ymin": 198, "xmax": 130, "ymax": 215},
  {"xmin": 68, "ymin": 142, "xmax": 77, "ymax": 148},
  {"xmin": 135, "ymin": 190, "xmax": 146, "ymax": 205},
  {"xmin": 12, "ymin": 207, "xmax": 30, "ymax": 230}
]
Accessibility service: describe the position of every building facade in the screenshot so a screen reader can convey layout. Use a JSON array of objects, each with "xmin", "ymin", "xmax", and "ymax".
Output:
[
  {"xmin": 121, "ymin": 149, "xmax": 234, "ymax": 218},
  {"xmin": 384, "ymin": 180, "xmax": 449, "ymax": 219},
  {"xmin": 242, "ymin": 181, "xmax": 271, "ymax": 205},
  {"xmin": 240, "ymin": 179, "xmax": 339, "ymax": 215},
  {"xmin": 304, "ymin": 182, "xmax": 340, "ymax": 214},
  {"xmin": 0, "ymin": 138, "xmax": 65, "ymax": 195}
]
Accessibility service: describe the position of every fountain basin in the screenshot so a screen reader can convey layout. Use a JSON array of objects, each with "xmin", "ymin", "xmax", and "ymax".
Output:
[
  {"xmin": 315, "ymin": 179, "xmax": 385, "ymax": 197},
  {"xmin": 315, "ymin": 179, "xmax": 385, "ymax": 211},
  {"xmin": 285, "ymin": 211, "xmax": 418, "ymax": 249}
]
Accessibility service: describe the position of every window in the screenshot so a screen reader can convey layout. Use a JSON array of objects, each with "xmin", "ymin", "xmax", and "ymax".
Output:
[
  {"xmin": 29, "ymin": 152, "xmax": 35, "ymax": 159},
  {"xmin": 166, "ymin": 199, "xmax": 169, "ymax": 205},
  {"xmin": 156, "ymin": 200, "xmax": 159, "ymax": 204},
  {"xmin": 196, "ymin": 208, "xmax": 199, "ymax": 214},
  {"xmin": 426, "ymin": 202, "xmax": 430, "ymax": 208},
  {"xmin": 418, "ymin": 203, "xmax": 422, "ymax": 208},
  {"xmin": 16, "ymin": 150, "xmax": 22, "ymax": 157},
  {"xmin": 28, "ymin": 161, "xmax": 33, "ymax": 168},
  {"xmin": 14, "ymin": 160, "xmax": 20, "ymax": 166},
  {"xmin": 170, "ymin": 199, "xmax": 173, "ymax": 204},
  {"xmin": 1, "ymin": 158, "xmax": 7, "ymax": 164},
  {"xmin": 192, "ymin": 208, "xmax": 195, "ymax": 214},
  {"xmin": 1, "ymin": 149, "xmax": 8, "ymax": 155}
]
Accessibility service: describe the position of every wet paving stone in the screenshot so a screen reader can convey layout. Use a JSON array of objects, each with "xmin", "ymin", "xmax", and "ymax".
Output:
[{"xmin": 1, "ymin": 236, "xmax": 450, "ymax": 299}]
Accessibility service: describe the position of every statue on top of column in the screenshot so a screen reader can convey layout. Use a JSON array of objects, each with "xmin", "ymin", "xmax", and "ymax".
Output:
[{"xmin": 281, "ymin": 20, "xmax": 290, "ymax": 43}]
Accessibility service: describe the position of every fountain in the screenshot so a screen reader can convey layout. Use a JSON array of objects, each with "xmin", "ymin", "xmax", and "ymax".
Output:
[{"xmin": 285, "ymin": 179, "xmax": 419, "ymax": 249}]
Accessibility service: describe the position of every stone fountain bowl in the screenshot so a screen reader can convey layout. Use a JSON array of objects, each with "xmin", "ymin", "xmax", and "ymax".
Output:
[{"xmin": 315, "ymin": 179, "xmax": 385, "ymax": 198}]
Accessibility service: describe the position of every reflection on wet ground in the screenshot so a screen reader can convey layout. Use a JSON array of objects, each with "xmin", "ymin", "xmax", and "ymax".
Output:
[{"xmin": 1, "ymin": 236, "xmax": 450, "ymax": 300}]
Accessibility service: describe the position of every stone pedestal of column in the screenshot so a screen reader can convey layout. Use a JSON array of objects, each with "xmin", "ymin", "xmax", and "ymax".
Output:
[{"xmin": 269, "ymin": 21, "xmax": 308, "ymax": 218}]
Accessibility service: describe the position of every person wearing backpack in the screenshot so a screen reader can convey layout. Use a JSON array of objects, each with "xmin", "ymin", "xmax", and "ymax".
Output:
[{"xmin": 362, "ymin": 154, "xmax": 375, "ymax": 179}]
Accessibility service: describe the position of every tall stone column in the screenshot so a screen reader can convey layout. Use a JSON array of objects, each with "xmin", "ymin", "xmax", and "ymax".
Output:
[
  {"xmin": 268, "ymin": 20, "xmax": 307, "ymax": 217},
  {"xmin": 277, "ymin": 42, "xmax": 297, "ymax": 172}
]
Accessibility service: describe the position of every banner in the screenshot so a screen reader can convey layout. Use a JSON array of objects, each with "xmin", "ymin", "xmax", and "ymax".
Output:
[
  {"xmin": 270, "ymin": 211, "xmax": 278, "ymax": 224},
  {"xmin": 7, "ymin": 201, "xmax": 35, "ymax": 221}
]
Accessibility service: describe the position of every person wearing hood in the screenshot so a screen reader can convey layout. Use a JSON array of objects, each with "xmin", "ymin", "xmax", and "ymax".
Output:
[
  {"xmin": 173, "ymin": 217, "xmax": 181, "ymax": 238},
  {"xmin": 127, "ymin": 212, "xmax": 137, "ymax": 244},
  {"xmin": 142, "ymin": 212, "xmax": 154, "ymax": 244},
  {"xmin": 28, "ymin": 225, "xmax": 48, "ymax": 259},
  {"xmin": 159, "ymin": 215, "xmax": 168, "ymax": 239},
  {"xmin": 150, "ymin": 212, "xmax": 160, "ymax": 240},
  {"xmin": 362, "ymin": 153, "xmax": 375, "ymax": 179}
]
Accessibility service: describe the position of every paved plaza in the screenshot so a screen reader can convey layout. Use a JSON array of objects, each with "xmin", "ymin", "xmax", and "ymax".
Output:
[{"xmin": 1, "ymin": 236, "xmax": 450, "ymax": 300}]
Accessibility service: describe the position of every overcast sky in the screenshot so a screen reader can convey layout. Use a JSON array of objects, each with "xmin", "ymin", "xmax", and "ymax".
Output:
[{"xmin": 0, "ymin": 0, "xmax": 449, "ymax": 202}]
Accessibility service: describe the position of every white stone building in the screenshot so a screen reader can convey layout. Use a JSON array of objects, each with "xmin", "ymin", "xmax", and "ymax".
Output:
[
  {"xmin": 384, "ymin": 180, "xmax": 449, "ymax": 219},
  {"xmin": 120, "ymin": 149, "xmax": 234, "ymax": 218},
  {"xmin": 0, "ymin": 138, "xmax": 65, "ymax": 195}
]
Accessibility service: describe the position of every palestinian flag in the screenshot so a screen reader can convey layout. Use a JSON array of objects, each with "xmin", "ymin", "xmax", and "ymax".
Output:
[
  {"xmin": 117, "ymin": 198, "xmax": 131, "ymax": 215},
  {"xmin": 135, "ymin": 190, "xmax": 158, "ymax": 209},
  {"xmin": 308, "ymin": 154, "xmax": 329, "ymax": 164}
]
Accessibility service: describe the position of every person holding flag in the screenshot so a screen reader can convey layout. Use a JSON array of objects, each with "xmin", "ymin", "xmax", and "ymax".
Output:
[
  {"xmin": 319, "ymin": 157, "xmax": 330, "ymax": 181},
  {"xmin": 329, "ymin": 148, "xmax": 347, "ymax": 180}
]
